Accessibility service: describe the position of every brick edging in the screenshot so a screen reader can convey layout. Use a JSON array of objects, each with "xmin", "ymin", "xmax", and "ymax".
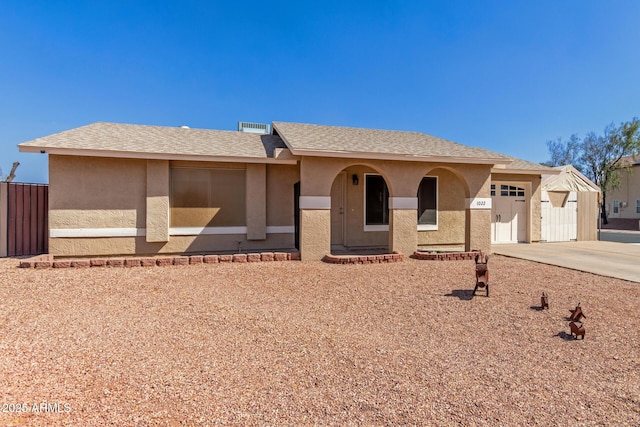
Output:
[
  {"xmin": 412, "ymin": 250, "xmax": 482, "ymax": 261},
  {"xmin": 322, "ymin": 253, "xmax": 404, "ymax": 264},
  {"xmin": 18, "ymin": 252, "xmax": 300, "ymax": 269}
]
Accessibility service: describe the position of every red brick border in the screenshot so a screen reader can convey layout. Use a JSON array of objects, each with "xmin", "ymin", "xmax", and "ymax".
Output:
[
  {"xmin": 412, "ymin": 250, "xmax": 483, "ymax": 261},
  {"xmin": 322, "ymin": 253, "xmax": 404, "ymax": 264},
  {"xmin": 17, "ymin": 252, "xmax": 301, "ymax": 269}
]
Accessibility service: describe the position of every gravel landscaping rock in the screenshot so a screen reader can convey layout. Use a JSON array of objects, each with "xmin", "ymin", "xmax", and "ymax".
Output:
[{"xmin": 0, "ymin": 255, "xmax": 638, "ymax": 425}]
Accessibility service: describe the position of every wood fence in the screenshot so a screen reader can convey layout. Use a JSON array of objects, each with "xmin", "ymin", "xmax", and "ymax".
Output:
[{"xmin": 0, "ymin": 182, "xmax": 48, "ymax": 257}]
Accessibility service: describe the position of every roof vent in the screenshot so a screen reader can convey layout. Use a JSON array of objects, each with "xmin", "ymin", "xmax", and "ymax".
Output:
[
  {"xmin": 238, "ymin": 121, "xmax": 270, "ymax": 134},
  {"xmin": 180, "ymin": 125, "xmax": 190, "ymax": 129}
]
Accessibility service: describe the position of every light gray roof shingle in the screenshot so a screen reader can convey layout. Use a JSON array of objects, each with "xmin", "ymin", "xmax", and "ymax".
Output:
[
  {"xmin": 500, "ymin": 157, "xmax": 556, "ymax": 172},
  {"xmin": 272, "ymin": 121, "xmax": 512, "ymax": 163},
  {"xmin": 19, "ymin": 122, "xmax": 286, "ymax": 159},
  {"xmin": 20, "ymin": 120, "xmax": 551, "ymax": 172}
]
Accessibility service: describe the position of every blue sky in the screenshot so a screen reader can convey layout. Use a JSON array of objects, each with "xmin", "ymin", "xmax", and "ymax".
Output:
[{"xmin": 1, "ymin": 1, "xmax": 639, "ymax": 183}]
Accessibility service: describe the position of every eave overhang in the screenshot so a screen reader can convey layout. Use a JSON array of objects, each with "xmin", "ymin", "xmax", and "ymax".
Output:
[{"xmin": 18, "ymin": 146, "xmax": 299, "ymax": 165}]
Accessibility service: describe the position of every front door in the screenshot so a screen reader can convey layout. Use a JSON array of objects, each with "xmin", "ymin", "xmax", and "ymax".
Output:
[
  {"xmin": 491, "ymin": 183, "xmax": 528, "ymax": 243},
  {"xmin": 330, "ymin": 172, "xmax": 345, "ymax": 247}
]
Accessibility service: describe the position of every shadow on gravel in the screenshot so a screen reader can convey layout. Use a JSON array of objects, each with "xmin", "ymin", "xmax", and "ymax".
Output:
[
  {"xmin": 555, "ymin": 331, "xmax": 577, "ymax": 341},
  {"xmin": 444, "ymin": 289, "xmax": 475, "ymax": 301},
  {"xmin": 530, "ymin": 306, "xmax": 545, "ymax": 311}
]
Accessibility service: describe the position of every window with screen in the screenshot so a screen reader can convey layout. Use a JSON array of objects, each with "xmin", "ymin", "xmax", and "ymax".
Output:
[{"xmin": 170, "ymin": 167, "xmax": 246, "ymax": 227}]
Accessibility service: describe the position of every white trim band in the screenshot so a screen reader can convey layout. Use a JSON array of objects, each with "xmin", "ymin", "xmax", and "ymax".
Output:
[
  {"xmin": 299, "ymin": 196, "xmax": 331, "ymax": 209},
  {"xmin": 466, "ymin": 198, "xmax": 492, "ymax": 209},
  {"xmin": 266, "ymin": 226, "xmax": 296, "ymax": 234},
  {"xmin": 389, "ymin": 197, "xmax": 418, "ymax": 210},
  {"xmin": 51, "ymin": 226, "xmax": 296, "ymax": 238},
  {"xmin": 50, "ymin": 228, "xmax": 146, "ymax": 238},
  {"xmin": 171, "ymin": 226, "xmax": 246, "ymax": 235},
  {"xmin": 364, "ymin": 224, "xmax": 389, "ymax": 232},
  {"xmin": 171, "ymin": 226, "xmax": 296, "ymax": 235}
]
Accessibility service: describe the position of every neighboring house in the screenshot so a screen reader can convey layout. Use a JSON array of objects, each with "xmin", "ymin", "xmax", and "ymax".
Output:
[
  {"xmin": 18, "ymin": 121, "xmax": 556, "ymax": 260},
  {"xmin": 607, "ymin": 156, "xmax": 640, "ymax": 229},
  {"xmin": 541, "ymin": 165, "xmax": 601, "ymax": 242}
]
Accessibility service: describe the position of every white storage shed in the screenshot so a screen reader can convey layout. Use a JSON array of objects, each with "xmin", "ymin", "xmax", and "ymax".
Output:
[{"xmin": 541, "ymin": 165, "xmax": 601, "ymax": 242}]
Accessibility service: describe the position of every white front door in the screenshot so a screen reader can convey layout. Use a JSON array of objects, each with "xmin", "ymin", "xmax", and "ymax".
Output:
[{"xmin": 491, "ymin": 183, "xmax": 528, "ymax": 243}]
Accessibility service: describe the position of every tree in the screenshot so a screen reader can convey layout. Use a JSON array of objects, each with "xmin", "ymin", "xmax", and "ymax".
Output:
[
  {"xmin": 541, "ymin": 134, "xmax": 582, "ymax": 171},
  {"xmin": 543, "ymin": 118, "xmax": 640, "ymax": 224},
  {"xmin": 0, "ymin": 162, "xmax": 20, "ymax": 183}
]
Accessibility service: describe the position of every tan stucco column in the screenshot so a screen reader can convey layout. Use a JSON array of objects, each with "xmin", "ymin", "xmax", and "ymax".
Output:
[
  {"xmin": 299, "ymin": 196, "xmax": 331, "ymax": 261},
  {"xmin": 465, "ymin": 198, "xmax": 492, "ymax": 252},
  {"xmin": 246, "ymin": 164, "xmax": 266, "ymax": 240},
  {"xmin": 389, "ymin": 197, "xmax": 418, "ymax": 256},
  {"xmin": 146, "ymin": 160, "xmax": 169, "ymax": 243}
]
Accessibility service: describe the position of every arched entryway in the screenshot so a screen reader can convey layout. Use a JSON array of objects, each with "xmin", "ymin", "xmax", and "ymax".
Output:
[{"xmin": 329, "ymin": 164, "xmax": 391, "ymax": 253}]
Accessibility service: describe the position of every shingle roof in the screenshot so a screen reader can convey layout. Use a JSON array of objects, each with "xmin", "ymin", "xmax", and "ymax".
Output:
[
  {"xmin": 20, "ymin": 120, "xmax": 551, "ymax": 172},
  {"xmin": 19, "ymin": 122, "xmax": 286, "ymax": 159},
  {"xmin": 272, "ymin": 121, "xmax": 511, "ymax": 163}
]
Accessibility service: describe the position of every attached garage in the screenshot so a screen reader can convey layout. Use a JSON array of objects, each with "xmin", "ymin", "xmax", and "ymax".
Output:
[
  {"xmin": 541, "ymin": 165, "xmax": 600, "ymax": 242},
  {"xmin": 491, "ymin": 182, "xmax": 529, "ymax": 243}
]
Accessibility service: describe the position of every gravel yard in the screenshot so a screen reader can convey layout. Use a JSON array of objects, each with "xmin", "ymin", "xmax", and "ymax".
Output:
[{"xmin": 1, "ymin": 255, "xmax": 638, "ymax": 426}]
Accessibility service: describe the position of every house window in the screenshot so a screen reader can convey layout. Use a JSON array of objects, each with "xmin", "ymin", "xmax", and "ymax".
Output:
[
  {"xmin": 500, "ymin": 184, "xmax": 524, "ymax": 197},
  {"xmin": 170, "ymin": 167, "xmax": 246, "ymax": 227},
  {"xmin": 636, "ymin": 200, "xmax": 640, "ymax": 214},
  {"xmin": 365, "ymin": 174, "xmax": 389, "ymax": 229},
  {"xmin": 418, "ymin": 177, "xmax": 437, "ymax": 230},
  {"xmin": 613, "ymin": 200, "xmax": 619, "ymax": 214},
  {"xmin": 490, "ymin": 184, "xmax": 495, "ymax": 197}
]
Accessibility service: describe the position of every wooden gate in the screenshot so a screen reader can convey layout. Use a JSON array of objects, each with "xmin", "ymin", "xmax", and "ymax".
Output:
[{"xmin": 1, "ymin": 183, "xmax": 48, "ymax": 257}]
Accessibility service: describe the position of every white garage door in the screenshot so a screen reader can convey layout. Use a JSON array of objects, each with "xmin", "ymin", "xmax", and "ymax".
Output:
[{"xmin": 491, "ymin": 183, "xmax": 528, "ymax": 244}]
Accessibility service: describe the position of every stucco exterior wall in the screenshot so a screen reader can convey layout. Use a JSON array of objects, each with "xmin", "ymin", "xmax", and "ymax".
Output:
[
  {"xmin": 266, "ymin": 164, "xmax": 299, "ymax": 227},
  {"xmin": 49, "ymin": 155, "xmax": 147, "ymax": 229},
  {"xmin": 608, "ymin": 165, "xmax": 640, "ymax": 219},
  {"xmin": 297, "ymin": 157, "xmax": 493, "ymax": 259},
  {"xmin": 49, "ymin": 156, "xmax": 296, "ymax": 257},
  {"xmin": 50, "ymin": 234, "xmax": 294, "ymax": 257},
  {"xmin": 389, "ymin": 209, "xmax": 417, "ymax": 255},
  {"xmin": 146, "ymin": 160, "xmax": 169, "ymax": 242},
  {"xmin": 300, "ymin": 209, "xmax": 330, "ymax": 261},
  {"xmin": 417, "ymin": 168, "xmax": 467, "ymax": 247}
]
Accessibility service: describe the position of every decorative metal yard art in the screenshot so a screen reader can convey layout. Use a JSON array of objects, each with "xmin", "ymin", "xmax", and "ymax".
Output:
[
  {"xmin": 568, "ymin": 303, "xmax": 586, "ymax": 340},
  {"xmin": 541, "ymin": 292, "xmax": 549, "ymax": 309},
  {"xmin": 473, "ymin": 254, "xmax": 489, "ymax": 297},
  {"xmin": 569, "ymin": 321, "xmax": 586, "ymax": 340},
  {"xmin": 569, "ymin": 303, "xmax": 586, "ymax": 322}
]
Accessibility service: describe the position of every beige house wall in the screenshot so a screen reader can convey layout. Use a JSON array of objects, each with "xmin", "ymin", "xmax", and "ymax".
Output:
[
  {"xmin": 266, "ymin": 164, "xmax": 299, "ymax": 227},
  {"xmin": 299, "ymin": 157, "xmax": 493, "ymax": 258},
  {"xmin": 46, "ymin": 153, "xmax": 543, "ymax": 259},
  {"xmin": 608, "ymin": 165, "xmax": 640, "ymax": 219},
  {"xmin": 49, "ymin": 155, "xmax": 147, "ymax": 229},
  {"xmin": 146, "ymin": 160, "xmax": 169, "ymax": 242},
  {"xmin": 492, "ymin": 173, "xmax": 542, "ymax": 242},
  {"xmin": 49, "ymin": 156, "xmax": 296, "ymax": 257}
]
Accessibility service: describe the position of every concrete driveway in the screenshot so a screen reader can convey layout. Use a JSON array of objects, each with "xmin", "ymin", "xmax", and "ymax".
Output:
[{"xmin": 492, "ymin": 241, "xmax": 640, "ymax": 283}]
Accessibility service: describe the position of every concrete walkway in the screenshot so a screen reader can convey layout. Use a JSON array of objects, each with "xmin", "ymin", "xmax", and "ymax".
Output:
[{"xmin": 492, "ymin": 241, "xmax": 640, "ymax": 283}]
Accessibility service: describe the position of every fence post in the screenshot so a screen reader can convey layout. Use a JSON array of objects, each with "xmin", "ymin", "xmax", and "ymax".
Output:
[{"xmin": 0, "ymin": 182, "xmax": 7, "ymax": 257}]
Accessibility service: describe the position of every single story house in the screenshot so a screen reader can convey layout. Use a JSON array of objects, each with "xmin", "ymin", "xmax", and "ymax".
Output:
[{"xmin": 18, "ymin": 121, "xmax": 556, "ymax": 260}]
